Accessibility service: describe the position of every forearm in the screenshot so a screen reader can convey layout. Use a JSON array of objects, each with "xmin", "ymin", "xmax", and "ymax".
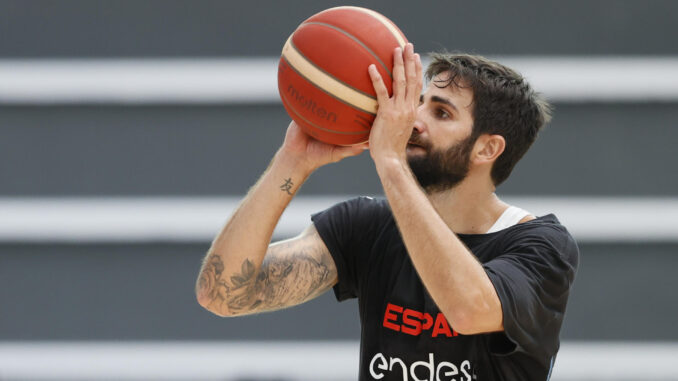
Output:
[
  {"xmin": 375, "ymin": 158, "xmax": 500, "ymax": 333},
  {"xmin": 196, "ymin": 149, "xmax": 312, "ymax": 316}
]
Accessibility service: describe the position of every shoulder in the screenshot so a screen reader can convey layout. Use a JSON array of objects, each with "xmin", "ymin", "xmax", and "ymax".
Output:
[
  {"xmin": 312, "ymin": 196, "xmax": 391, "ymax": 222},
  {"xmin": 345, "ymin": 195, "xmax": 390, "ymax": 211},
  {"xmin": 310, "ymin": 196, "xmax": 393, "ymax": 246},
  {"xmin": 503, "ymin": 214, "xmax": 580, "ymax": 267}
]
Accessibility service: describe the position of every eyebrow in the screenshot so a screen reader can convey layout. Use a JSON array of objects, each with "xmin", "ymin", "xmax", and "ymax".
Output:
[
  {"xmin": 430, "ymin": 95, "xmax": 458, "ymax": 112},
  {"xmin": 420, "ymin": 94, "xmax": 458, "ymax": 112}
]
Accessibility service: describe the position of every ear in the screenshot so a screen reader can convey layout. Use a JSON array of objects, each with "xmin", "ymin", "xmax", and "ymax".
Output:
[{"xmin": 472, "ymin": 134, "xmax": 505, "ymax": 164}]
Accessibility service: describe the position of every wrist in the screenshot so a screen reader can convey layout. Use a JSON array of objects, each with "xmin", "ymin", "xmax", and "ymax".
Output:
[
  {"xmin": 374, "ymin": 154, "xmax": 412, "ymax": 183},
  {"xmin": 273, "ymin": 148, "xmax": 315, "ymax": 179},
  {"xmin": 373, "ymin": 152, "xmax": 407, "ymax": 173},
  {"xmin": 370, "ymin": 144, "xmax": 407, "ymax": 166}
]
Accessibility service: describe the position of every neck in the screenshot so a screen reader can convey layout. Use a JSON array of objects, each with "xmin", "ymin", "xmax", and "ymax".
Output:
[{"xmin": 425, "ymin": 173, "xmax": 508, "ymax": 234}]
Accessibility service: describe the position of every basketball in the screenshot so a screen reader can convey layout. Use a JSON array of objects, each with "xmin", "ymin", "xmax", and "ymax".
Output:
[{"xmin": 277, "ymin": 6, "xmax": 408, "ymax": 146}]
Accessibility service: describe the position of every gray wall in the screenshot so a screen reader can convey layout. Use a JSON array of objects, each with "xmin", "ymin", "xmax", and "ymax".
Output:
[
  {"xmin": 2, "ymin": 103, "xmax": 677, "ymax": 197},
  {"xmin": 1, "ymin": 0, "xmax": 677, "ymax": 343},
  {"xmin": 2, "ymin": 0, "xmax": 677, "ymax": 57},
  {"xmin": 2, "ymin": 242, "xmax": 677, "ymax": 341}
]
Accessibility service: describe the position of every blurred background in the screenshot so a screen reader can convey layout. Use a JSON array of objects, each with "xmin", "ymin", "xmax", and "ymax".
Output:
[{"xmin": 1, "ymin": 0, "xmax": 677, "ymax": 380}]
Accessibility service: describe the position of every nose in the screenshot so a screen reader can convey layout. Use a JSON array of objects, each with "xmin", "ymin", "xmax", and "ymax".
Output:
[{"xmin": 412, "ymin": 113, "xmax": 425, "ymax": 135}]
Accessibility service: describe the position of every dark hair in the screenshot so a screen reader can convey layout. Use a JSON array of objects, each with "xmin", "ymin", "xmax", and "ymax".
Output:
[{"xmin": 425, "ymin": 52, "xmax": 552, "ymax": 186}]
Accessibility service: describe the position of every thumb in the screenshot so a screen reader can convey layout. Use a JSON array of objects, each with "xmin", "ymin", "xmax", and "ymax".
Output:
[{"xmin": 332, "ymin": 142, "xmax": 369, "ymax": 162}]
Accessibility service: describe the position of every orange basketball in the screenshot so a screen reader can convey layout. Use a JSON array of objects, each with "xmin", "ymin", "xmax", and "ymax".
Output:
[{"xmin": 277, "ymin": 6, "xmax": 408, "ymax": 146}]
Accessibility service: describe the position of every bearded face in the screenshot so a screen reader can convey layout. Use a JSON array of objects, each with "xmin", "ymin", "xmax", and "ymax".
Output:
[{"xmin": 407, "ymin": 131, "xmax": 477, "ymax": 193}]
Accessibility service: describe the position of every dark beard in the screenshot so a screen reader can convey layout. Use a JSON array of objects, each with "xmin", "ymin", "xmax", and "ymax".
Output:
[{"xmin": 407, "ymin": 134, "xmax": 476, "ymax": 193}]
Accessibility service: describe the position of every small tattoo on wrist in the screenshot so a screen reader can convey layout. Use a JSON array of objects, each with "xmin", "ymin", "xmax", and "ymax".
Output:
[{"xmin": 280, "ymin": 178, "xmax": 294, "ymax": 195}]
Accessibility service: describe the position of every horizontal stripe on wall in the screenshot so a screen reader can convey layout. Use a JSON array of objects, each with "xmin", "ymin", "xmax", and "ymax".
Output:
[
  {"xmin": 0, "ymin": 196, "xmax": 676, "ymax": 243},
  {"xmin": 0, "ymin": 341, "xmax": 675, "ymax": 380},
  {"xmin": 1, "ymin": 57, "xmax": 677, "ymax": 104}
]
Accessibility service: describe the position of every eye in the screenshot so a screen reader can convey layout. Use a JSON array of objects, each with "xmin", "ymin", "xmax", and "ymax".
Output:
[{"xmin": 434, "ymin": 108, "xmax": 450, "ymax": 119}]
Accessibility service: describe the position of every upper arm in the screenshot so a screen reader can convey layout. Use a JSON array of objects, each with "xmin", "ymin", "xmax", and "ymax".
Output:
[
  {"xmin": 203, "ymin": 196, "xmax": 379, "ymax": 317},
  {"xmin": 227, "ymin": 223, "xmax": 338, "ymax": 316},
  {"xmin": 482, "ymin": 229, "xmax": 579, "ymax": 357}
]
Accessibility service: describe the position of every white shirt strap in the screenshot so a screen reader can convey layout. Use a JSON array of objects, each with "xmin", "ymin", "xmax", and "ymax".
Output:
[{"xmin": 486, "ymin": 206, "xmax": 532, "ymax": 234}]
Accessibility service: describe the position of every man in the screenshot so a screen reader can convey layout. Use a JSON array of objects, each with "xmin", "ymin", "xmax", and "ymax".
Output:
[{"xmin": 196, "ymin": 43, "xmax": 579, "ymax": 381}]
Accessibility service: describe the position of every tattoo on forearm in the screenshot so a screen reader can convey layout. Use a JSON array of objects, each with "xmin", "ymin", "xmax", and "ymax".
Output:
[
  {"xmin": 196, "ymin": 240, "xmax": 334, "ymax": 315},
  {"xmin": 280, "ymin": 178, "xmax": 294, "ymax": 195}
]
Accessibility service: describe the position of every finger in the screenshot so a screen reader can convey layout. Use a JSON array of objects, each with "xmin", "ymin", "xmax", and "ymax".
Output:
[
  {"xmin": 368, "ymin": 64, "xmax": 389, "ymax": 103},
  {"xmin": 413, "ymin": 53, "xmax": 424, "ymax": 103},
  {"xmin": 332, "ymin": 143, "xmax": 367, "ymax": 162},
  {"xmin": 284, "ymin": 120, "xmax": 301, "ymax": 139},
  {"xmin": 405, "ymin": 43, "xmax": 418, "ymax": 102},
  {"xmin": 392, "ymin": 46, "xmax": 406, "ymax": 99}
]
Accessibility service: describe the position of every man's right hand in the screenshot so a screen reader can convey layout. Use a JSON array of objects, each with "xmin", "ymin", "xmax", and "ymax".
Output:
[{"xmin": 279, "ymin": 121, "xmax": 369, "ymax": 173}]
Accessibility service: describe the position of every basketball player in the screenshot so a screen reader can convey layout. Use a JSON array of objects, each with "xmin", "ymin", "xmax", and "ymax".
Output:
[{"xmin": 196, "ymin": 43, "xmax": 579, "ymax": 380}]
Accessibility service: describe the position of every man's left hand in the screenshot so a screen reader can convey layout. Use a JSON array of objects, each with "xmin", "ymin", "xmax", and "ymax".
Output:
[{"xmin": 367, "ymin": 43, "xmax": 423, "ymax": 165}]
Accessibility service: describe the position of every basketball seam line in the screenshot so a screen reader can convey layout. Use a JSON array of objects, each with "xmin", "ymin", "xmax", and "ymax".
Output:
[
  {"xmin": 280, "ymin": 90, "xmax": 370, "ymax": 136},
  {"xmin": 286, "ymin": 38, "xmax": 377, "ymax": 105},
  {"xmin": 334, "ymin": 6, "xmax": 407, "ymax": 49},
  {"xmin": 354, "ymin": 113, "xmax": 372, "ymax": 124},
  {"xmin": 301, "ymin": 21, "xmax": 393, "ymax": 79},
  {"xmin": 281, "ymin": 52, "xmax": 377, "ymax": 116},
  {"xmin": 353, "ymin": 118, "xmax": 370, "ymax": 129}
]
